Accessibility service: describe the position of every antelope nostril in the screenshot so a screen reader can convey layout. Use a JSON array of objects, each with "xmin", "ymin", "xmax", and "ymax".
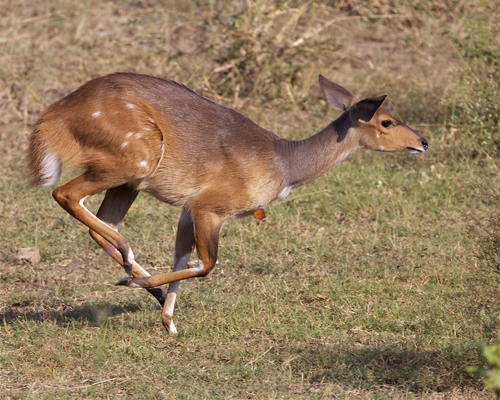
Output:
[{"xmin": 422, "ymin": 138, "xmax": 428, "ymax": 150}]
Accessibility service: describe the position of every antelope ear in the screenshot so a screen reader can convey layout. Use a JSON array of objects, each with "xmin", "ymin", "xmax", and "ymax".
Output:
[
  {"xmin": 319, "ymin": 75, "xmax": 354, "ymax": 111},
  {"xmin": 349, "ymin": 95, "xmax": 387, "ymax": 123}
]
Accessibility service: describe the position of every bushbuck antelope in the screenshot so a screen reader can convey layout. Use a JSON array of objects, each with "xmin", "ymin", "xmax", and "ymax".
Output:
[{"xmin": 28, "ymin": 73, "xmax": 427, "ymax": 333}]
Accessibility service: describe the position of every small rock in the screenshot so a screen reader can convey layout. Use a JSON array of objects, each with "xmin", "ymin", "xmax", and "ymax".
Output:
[
  {"xmin": 71, "ymin": 258, "xmax": 84, "ymax": 268},
  {"xmin": 12, "ymin": 247, "xmax": 41, "ymax": 265}
]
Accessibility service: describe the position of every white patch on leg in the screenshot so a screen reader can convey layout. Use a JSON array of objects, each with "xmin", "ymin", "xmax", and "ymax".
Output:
[
  {"xmin": 40, "ymin": 152, "xmax": 61, "ymax": 187},
  {"xmin": 162, "ymin": 251, "xmax": 192, "ymax": 333},
  {"xmin": 278, "ymin": 186, "xmax": 292, "ymax": 198},
  {"xmin": 79, "ymin": 196, "xmax": 102, "ymax": 224},
  {"xmin": 164, "ymin": 292, "xmax": 177, "ymax": 316},
  {"xmin": 190, "ymin": 260, "xmax": 204, "ymax": 273},
  {"xmin": 127, "ymin": 248, "xmax": 135, "ymax": 263},
  {"xmin": 338, "ymin": 152, "xmax": 350, "ymax": 162},
  {"xmin": 80, "ymin": 195, "xmax": 138, "ymax": 272},
  {"xmin": 132, "ymin": 260, "xmax": 151, "ymax": 277},
  {"xmin": 162, "ymin": 292, "xmax": 179, "ymax": 333}
]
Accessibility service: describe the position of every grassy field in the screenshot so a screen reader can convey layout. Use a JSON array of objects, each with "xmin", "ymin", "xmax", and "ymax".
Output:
[{"xmin": 1, "ymin": 0, "xmax": 499, "ymax": 399}]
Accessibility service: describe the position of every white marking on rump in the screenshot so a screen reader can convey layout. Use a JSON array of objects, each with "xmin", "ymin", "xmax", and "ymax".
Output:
[
  {"xmin": 40, "ymin": 152, "xmax": 61, "ymax": 187},
  {"xmin": 121, "ymin": 141, "xmax": 129, "ymax": 149},
  {"xmin": 126, "ymin": 103, "xmax": 134, "ymax": 109},
  {"xmin": 92, "ymin": 111, "xmax": 101, "ymax": 118},
  {"xmin": 278, "ymin": 186, "xmax": 292, "ymax": 198}
]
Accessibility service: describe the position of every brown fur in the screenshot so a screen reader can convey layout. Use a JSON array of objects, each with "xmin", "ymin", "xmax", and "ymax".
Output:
[{"xmin": 27, "ymin": 73, "xmax": 427, "ymax": 332}]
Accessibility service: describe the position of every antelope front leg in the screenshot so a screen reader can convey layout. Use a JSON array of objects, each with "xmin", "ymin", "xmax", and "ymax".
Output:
[
  {"xmin": 162, "ymin": 209, "xmax": 195, "ymax": 334},
  {"xmin": 118, "ymin": 211, "xmax": 222, "ymax": 288},
  {"xmin": 117, "ymin": 211, "xmax": 222, "ymax": 334}
]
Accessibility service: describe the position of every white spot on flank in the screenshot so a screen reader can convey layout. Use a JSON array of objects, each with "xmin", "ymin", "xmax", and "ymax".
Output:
[
  {"xmin": 40, "ymin": 152, "xmax": 61, "ymax": 187},
  {"xmin": 126, "ymin": 103, "xmax": 134, "ymax": 109},
  {"xmin": 134, "ymin": 133, "xmax": 142, "ymax": 139},
  {"xmin": 148, "ymin": 117, "xmax": 154, "ymax": 123},
  {"xmin": 139, "ymin": 161, "xmax": 147, "ymax": 168},
  {"xmin": 121, "ymin": 141, "xmax": 129, "ymax": 149},
  {"xmin": 278, "ymin": 186, "xmax": 292, "ymax": 199},
  {"xmin": 92, "ymin": 111, "xmax": 101, "ymax": 118},
  {"xmin": 126, "ymin": 132, "xmax": 133, "ymax": 138}
]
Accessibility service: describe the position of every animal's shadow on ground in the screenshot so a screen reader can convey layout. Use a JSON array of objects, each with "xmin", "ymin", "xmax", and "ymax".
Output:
[
  {"xmin": 0, "ymin": 302, "xmax": 149, "ymax": 326},
  {"xmin": 0, "ymin": 302, "xmax": 486, "ymax": 393},
  {"xmin": 294, "ymin": 346, "xmax": 484, "ymax": 393}
]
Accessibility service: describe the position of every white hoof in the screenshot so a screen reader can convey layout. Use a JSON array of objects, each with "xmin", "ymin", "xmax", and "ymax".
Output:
[{"xmin": 162, "ymin": 315, "xmax": 178, "ymax": 334}]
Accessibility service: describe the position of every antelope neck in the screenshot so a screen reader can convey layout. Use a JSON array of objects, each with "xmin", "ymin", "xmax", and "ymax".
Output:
[{"xmin": 276, "ymin": 112, "xmax": 358, "ymax": 189}]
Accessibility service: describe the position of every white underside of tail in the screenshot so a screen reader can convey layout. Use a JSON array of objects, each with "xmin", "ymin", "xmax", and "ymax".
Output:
[{"xmin": 40, "ymin": 152, "xmax": 61, "ymax": 187}]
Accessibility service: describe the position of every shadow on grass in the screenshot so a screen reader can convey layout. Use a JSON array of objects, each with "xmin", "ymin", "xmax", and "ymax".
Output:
[
  {"xmin": 294, "ymin": 345, "xmax": 484, "ymax": 394},
  {"xmin": 0, "ymin": 302, "xmax": 145, "ymax": 327}
]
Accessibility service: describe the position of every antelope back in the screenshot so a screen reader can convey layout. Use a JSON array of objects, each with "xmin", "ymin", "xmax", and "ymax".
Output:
[{"xmin": 28, "ymin": 74, "xmax": 284, "ymax": 215}]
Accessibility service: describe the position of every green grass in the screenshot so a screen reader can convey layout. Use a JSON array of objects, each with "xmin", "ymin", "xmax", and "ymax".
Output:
[{"xmin": 1, "ymin": 0, "xmax": 499, "ymax": 399}]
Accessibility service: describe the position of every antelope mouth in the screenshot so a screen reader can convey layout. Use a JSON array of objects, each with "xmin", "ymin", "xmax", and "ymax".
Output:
[{"xmin": 406, "ymin": 147, "xmax": 425, "ymax": 154}]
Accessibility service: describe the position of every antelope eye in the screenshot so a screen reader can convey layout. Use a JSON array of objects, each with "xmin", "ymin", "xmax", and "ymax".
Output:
[{"xmin": 381, "ymin": 120, "xmax": 393, "ymax": 128}]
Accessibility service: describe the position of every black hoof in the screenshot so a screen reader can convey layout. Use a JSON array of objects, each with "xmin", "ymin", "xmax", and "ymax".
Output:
[{"xmin": 115, "ymin": 277, "xmax": 133, "ymax": 286}]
